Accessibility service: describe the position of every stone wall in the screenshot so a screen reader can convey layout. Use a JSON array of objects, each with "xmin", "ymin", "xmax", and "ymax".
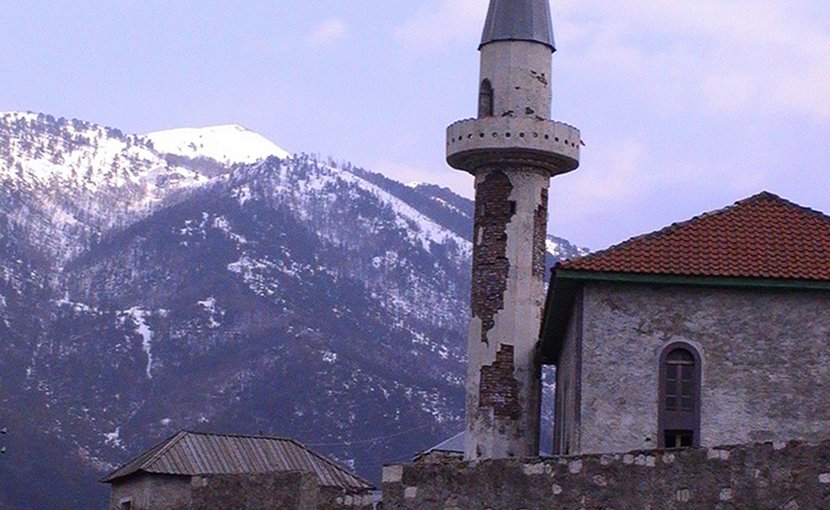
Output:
[
  {"xmin": 108, "ymin": 472, "xmax": 374, "ymax": 510},
  {"xmin": 192, "ymin": 473, "xmax": 374, "ymax": 510},
  {"xmin": 382, "ymin": 440, "xmax": 830, "ymax": 509},
  {"xmin": 559, "ymin": 283, "xmax": 830, "ymax": 455},
  {"xmin": 190, "ymin": 473, "xmax": 318, "ymax": 510}
]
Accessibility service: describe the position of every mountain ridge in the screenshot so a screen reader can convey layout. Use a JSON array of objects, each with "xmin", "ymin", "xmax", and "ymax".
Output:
[{"xmin": 0, "ymin": 111, "xmax": 588, "ymax": 509}]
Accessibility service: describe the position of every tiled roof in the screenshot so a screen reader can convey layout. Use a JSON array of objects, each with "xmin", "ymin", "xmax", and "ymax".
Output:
[
  {"xmin": 102, "ymin": 430, "xmax": 373, "ymax": 490},
  {"xmin": 558, "ymin": 192, "xmax": 830, "ymax": 281}
]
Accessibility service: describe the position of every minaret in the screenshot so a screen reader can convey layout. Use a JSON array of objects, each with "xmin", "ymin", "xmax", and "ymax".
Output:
[{"xmin": 447, "ymin": 0, "xmax": 580, "ymax": 460}]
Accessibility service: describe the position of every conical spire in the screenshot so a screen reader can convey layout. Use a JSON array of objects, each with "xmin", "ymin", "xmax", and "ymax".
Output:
[{"xmin": 480, "ymin": 0, "xmax": 555, "ymax": 51}]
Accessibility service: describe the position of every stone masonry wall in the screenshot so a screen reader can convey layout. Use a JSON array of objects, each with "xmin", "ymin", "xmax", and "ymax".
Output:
[
  {"xmin": 191, "ymin": 473, "xmax": 374, "ymax": 510},
  {"xmin": 109, "ymin": 472, "xmax": 374, "ymax": 510},
  {"xmin": 190, "ymin": 472, "xmax": 318, "ymax": 510},
  {"xmin": 383, "ymin": 440, "xmax": 830, "ymax": 510},
  {"xmin": 573, "ymin": 283, "xmax": 830, "ymax": 455}
]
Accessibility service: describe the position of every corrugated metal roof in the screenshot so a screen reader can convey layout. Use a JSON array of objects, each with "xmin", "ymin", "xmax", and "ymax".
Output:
[
  {"xmin": 480, "ymin": 0, "xmax": 556, "ymax": 51},
  {"xmin": 424, "ymin": 432, "xmax": 465, "ymax": 454},
  {"xmin": 102, "ymin": 431, "xmax": 373, "ymax": 490}
]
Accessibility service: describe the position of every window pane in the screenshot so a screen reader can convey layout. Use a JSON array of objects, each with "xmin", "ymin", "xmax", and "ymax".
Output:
[
  {"xmin": 668, "ymin": 349, "xmax": 694, "ymax": 363},
  {"xmin": 681, "ymin": 380, "xmax": 694, "ymax": 398},
  {"xmin": 666, "ymin": 396, "xmax": 677, "ymax": 410},
  {"xmin": 681, "ymin": 396, "xmax": 693, "ymax": 411}
]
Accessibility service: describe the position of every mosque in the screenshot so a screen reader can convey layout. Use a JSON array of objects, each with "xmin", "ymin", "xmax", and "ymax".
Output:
[{"xmin": 384, "ymin": 1, "xmax": 830, "ymax": 508}]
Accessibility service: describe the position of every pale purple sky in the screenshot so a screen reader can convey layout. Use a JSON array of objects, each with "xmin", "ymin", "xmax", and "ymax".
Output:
[{"xmin": 1, "ymin": 0, "xmax": 828, "ymax": 249}]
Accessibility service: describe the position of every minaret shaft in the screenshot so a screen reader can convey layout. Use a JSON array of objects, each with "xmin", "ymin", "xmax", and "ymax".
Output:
[
  {"xmin": 447, "ymin": 0, "xmax": 580, "ymax": 460},
  {"xmin": 465, "ymin": 166, "xmax": 549, "ymax": 459}
]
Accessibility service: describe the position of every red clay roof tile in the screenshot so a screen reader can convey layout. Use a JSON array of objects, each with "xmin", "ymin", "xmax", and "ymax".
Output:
[{"xmin": 557, "ymin": 192, "xmax": 830, "ymax": 282}]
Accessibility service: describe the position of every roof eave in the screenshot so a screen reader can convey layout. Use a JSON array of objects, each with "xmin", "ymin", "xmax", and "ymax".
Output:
[{"xmin": 479, "ymin": 37, "xmax": 556, "ymax": 52}]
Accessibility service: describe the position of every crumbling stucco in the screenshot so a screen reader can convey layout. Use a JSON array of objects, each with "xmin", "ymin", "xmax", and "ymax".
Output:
[{"xmin": 465, "ymin": 169, "xmax": 549, "ymax": 460}]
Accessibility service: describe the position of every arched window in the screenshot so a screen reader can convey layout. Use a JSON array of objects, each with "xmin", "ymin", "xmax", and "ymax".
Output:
[
  {"xmin": 659, "ymin": 344, "xmax": 701, "ymax": 448},
  {"xmin": 478, "ymin": 79, "xmax": 494, "ymax": 118}
]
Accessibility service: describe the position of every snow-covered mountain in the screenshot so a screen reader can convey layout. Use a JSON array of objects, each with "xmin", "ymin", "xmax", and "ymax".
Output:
[{"xmin": 0, "ymin": 112, "xmax": 587, "ymax": 509}]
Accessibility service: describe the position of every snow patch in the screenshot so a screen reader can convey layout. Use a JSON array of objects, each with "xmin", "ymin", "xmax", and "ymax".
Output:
[
  {"xmin": 146, "ymin": 125, "xmax": 289, "ymax": 165},
  {"xmin": 234, "ymin": 185, "xmax": 252, "ymax": 205},
  {"xmin": 212, "ymin": 216, "xmax": 247, "ymax": 245},
  {"xmin": 197, "ymin": 297, "xmax": 223, "ymax": 328},
  {"xmin": 56, "ymin": 292, "xmax": 95, "ymax": 313},
  {"xmin": 1, "ymin": 309, "xmax": 10, "ymax": 328},
  {"xmin": 104, "ymin": 427, "xmax": 122, "ymax": 448},
  {"xmin": 546, "ymin": 236, "xmax": 590, "ymax": 259},
  {"xmin": 228, "ymin": 255, "xmax": 281, "ymax": 298},
  {"xmin": 124, "ymin": 307, "xmax": 154, "ymax": 379}
]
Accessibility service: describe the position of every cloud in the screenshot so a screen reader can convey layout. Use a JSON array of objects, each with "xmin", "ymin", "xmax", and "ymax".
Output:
[
  {"xmin": 374, "ymin": 160, "xmax": 474, "ymax": 197},
  {"xmin": 308, "ymin": 18, "xmax": 347, "ymax": 46},
  {"xmin": 563, "ymin": 139, "xmax": 650, "ymax": 204},
  {"xmin": 393, "ymin": 0, "xmax": 487, "ymax": 51},
  {"xmin": 554, "ymin": 0, "xmax": 830, "ymax": 121},
  {"xmin": 394, "ymin": 0, "xmax": 829, "ymax": 118}
]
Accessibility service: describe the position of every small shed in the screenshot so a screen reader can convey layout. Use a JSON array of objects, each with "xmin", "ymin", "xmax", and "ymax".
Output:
[
  {"xmin": 102, "ymin": 430, "xmax": 375, "ymax": 510},
  {"xmin": 412, "ymin": 432, "xmax": 465, "ymax": 464}
]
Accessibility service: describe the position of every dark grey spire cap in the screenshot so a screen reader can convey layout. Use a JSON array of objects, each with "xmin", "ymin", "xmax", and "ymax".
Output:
[{"xmin": 480, "ymin": 0, "xmax": 556, "ymax": 51}]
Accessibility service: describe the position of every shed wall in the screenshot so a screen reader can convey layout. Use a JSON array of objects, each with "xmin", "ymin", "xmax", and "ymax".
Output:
[
  {"xmin": 109, "ymin": 474, "xmax": 191, "ymax": 510},
  {"xmin": 553, "ymin": 288, "xmax": 581, "ymax": 454}
]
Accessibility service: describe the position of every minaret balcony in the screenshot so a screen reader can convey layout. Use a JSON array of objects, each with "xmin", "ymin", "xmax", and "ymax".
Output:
[{"xmin": 446, "ymin": 117, "xmax": 580, "ymax": 176}]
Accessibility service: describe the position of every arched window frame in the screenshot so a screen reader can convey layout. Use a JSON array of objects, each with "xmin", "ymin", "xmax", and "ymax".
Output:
[
  {"xmin": 478, "ymin": 79, "xmax": 494, "ymax": 118},
  {"xmin": 658, "ymin": 342, "xmax": 702, "ymax": 448}
]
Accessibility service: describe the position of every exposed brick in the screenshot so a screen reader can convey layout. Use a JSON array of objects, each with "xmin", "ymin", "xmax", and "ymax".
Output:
[
  {"xmin": 479, "ymin": 344, "xmax": 521, "ymax": 419},
  {"xmin": 533, "ymin": 187, "xmax": 548, "ymax": 279},
  {"xmin": 471, "ymin": 169, "xmax": 514, "ymax": 343}
]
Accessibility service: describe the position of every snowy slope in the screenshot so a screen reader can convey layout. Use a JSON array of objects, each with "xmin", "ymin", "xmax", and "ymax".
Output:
[
  {"xmin": 0, "ymin": 112, "xmax": 210, "ymax": 261},
  {"xmin": 0, "ymin": 112, "xmax": 207, "ymax": 193},
  {"xmin": 145, "ymin": 125, "xmax": 289, "ymax": 165}
]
